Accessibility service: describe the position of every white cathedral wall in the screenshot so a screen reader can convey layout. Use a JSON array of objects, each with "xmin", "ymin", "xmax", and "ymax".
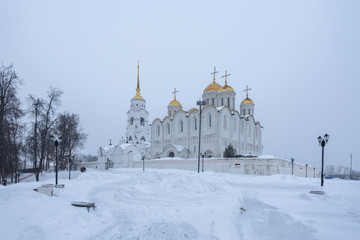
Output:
[
  {"xmin": 151, "ymin": 119, "xmax": 163, "ymax": 158},
  {"xmin": 202, "ymin": 107, "xmax": 219, "ymax": 158},
  {"xmin": 188, "ymin": 110, "xmax": 199, "ymax": 157},
  {"xmin": 150, "ymin": 101, "xmax": 262, "ymax": 159}
]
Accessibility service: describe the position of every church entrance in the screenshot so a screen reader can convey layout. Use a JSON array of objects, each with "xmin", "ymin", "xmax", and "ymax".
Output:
[{"xmin": 168, "ymin": 152, "xmax": 175, "ymax": 158}]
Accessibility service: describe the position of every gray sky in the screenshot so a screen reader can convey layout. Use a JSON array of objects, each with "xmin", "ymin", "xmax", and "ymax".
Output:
[{"xmin": 1, "ymin": 0, "xmax": 359, "ymax": 170}]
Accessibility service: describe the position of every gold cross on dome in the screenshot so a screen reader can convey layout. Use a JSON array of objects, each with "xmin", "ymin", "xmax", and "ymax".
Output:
[
  {"xmin": 211, "ymin": 66, "xmax": 219, "ymax": 81},
  {"xmin": 221, "ymin": 70, "xmax": 231, "ymax": 84},
  {"xmin": 243, "ymin": 85, "xmax": 252, "ymax": 98},
  {"xmin": 172, "ymin": 88, "xmax": 178, "ymax": 99}
]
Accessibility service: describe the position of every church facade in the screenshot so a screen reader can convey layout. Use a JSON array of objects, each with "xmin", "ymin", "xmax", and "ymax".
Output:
[{"xmin": 150, "ymin": 68, "xmax": 263, "ymax": 159}]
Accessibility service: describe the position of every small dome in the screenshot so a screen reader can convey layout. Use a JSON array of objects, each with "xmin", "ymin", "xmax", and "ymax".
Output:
[
  {"xmin": 133, "ymin": 94, "xmax": 144, "ymax": 100},
  {"xmin": 169, "ymin": 99, "xmax": 181, "ymax": 107},
  {"xmin": 241, "ymin": 97, "xmax": 254, "ymax": 104},
  {"xmin": 203, "ymin": 81, "xmax": 222, "ymax": 93}
]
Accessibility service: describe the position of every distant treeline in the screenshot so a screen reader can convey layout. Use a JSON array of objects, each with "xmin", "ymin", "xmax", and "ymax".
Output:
[
  {"xmin": 0, "ymin": 62, "xmax": 89, "ymax": 185},
  {"xmin": 324, "ymin": 165, "xmax": 360, "ymax": 180}
]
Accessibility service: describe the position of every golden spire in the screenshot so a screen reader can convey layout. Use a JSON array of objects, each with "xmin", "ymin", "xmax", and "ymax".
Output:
[
  {"xmin": 137, "ymin": 60, "xmax": 140, "ymax": 90},
  {"xmin": 133, "ymin": 60, "xmax": 144, "ymax": 100}
]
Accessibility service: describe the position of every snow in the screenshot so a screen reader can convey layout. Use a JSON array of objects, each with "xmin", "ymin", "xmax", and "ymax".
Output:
[{"xmin": 1, "ymin": 169, "xmax": 359, "ymax": 240}]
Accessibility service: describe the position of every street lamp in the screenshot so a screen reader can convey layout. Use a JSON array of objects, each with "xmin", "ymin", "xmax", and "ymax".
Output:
[
  {"xmin": 197, "ymin": 100, "xmax": 206, "ymax": 173},
  {"xmin": 318, "ymin": 133, "xmax": 329, "ymax": 186},
  {"xmin": 291, "ymin": 158, "xmax": 294, "ymax": 175},
  {"xmin": 306, "ymin": 164, "xmax": 308, "ymax": 178},
  {"xmin": 69, "ymin": 155, "xmax": 74, "ymax": 180},
  {"xmin": 51, "ymin": 136, "xmax": 62, "ymax": 185},
  {"xmin": 142, "ymin": 155, "xmax": 145, "ymax": 171},
  {"xmin": 350, "ymin": 154, "xmax": 352, "ymax": 180},
  {"xmin": 201, "ymin": 153, "xmax": 205, "ymax": 172}
]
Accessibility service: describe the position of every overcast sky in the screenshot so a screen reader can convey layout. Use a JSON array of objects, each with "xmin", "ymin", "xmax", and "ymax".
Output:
[{"xmin": 1, "ymin": 0, "xmax": 359, "ymax": 170}]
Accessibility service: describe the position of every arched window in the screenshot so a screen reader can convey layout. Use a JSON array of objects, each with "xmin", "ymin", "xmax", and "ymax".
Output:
[
  {"xmin": 227, "ymin": 97, "xmax": 230, "ymax": 107},
  {"xmin": 140, "ymin": 117, "xmax": 145, "ymax": 126},
  {"xmin": 157, "ymin": 125, "xmax": 160, "ymax": 136},
  {"xmin": 221, "ymin": 98, "xmax": 224, "ymax": 106},
  {"xmin": 167, "ymin": 123, "xmax": 170, "ymax": 135},
  {"xmin": 140, "ymin": 136, "xmax": 145, "ymax": 141},
  {"xmin": 248, "ymin": 109, "xmax": 251, "ymax": 115},
  {"xmin": 194, "ymin": 118, "xmax": 197, "ymax": 130},
  {"xmin": 130, "ymin": 117, "xmax": 134, "ymax": 125},
  {"xmin": 211, "ymin": 98, "xmax": 214, "ymax": 106},
  {"xmin": 180, "ymin": 120, "xmax": 184, "ymax": 133},
  {"xmin": 209, "ymin": 115, "xmax": 212, "ymax": 128}
]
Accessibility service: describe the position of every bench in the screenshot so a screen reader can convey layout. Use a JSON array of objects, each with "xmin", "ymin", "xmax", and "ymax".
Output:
[
  {"xmin": 34, "ymin": 185, "xmax": 54, "ymax": 196},
  {"xmin": 71, "ymin": 202, "xmax": 96, "ymax": 212}
]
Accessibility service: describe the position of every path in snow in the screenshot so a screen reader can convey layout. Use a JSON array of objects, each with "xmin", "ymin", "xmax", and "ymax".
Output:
[{"xmin": 0, "ymin": 168, "xmax": 359, "ymax": 240}]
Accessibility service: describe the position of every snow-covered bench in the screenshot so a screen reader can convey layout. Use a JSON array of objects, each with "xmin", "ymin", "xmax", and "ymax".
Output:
[
  {"xmin": 71, "ymin": 202, "xmax": 96, "ymax": 212},
  {"xmin": 34, "ymin": 184, "xmax": 54, "ymax": 196}
]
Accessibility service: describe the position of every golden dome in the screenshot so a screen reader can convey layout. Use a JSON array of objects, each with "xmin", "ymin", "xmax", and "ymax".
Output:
[
  {"xmin": 241, "ymin": 97, "xmax": 254, "ymax": 104},
  {"xmin": 133, "ymin": 92, "xmax": 144, "ymax": 100},
  {"xmin": 203, "ymin": 81, "xmax": 222, "ymax": 93},
  {"xmin": 169, "ymin": 99, "xmax": 181, "ymax": 106},
  {"xmin": 219, "ymin": 79, "xmax": 235, "ymax": 92}
]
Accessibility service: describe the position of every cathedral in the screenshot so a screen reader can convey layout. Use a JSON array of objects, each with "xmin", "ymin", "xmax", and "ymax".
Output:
[
  {"xmin": 150, "ymin": 67, "xmax": 263, "ymax": 159},
  {"xmin": 97, "ymin": 64, "xmax": 263, "ymax": 169}
]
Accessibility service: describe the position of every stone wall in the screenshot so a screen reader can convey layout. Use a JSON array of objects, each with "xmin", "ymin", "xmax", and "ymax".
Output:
[{"xmin": 131, "ymin": 157, "xmax": 317, "ymax": 178}]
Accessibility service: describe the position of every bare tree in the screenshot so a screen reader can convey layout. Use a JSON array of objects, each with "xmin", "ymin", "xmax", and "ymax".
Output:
[
  {"xmin": 0, "ymin": 63, "xmax": 22, "ymax": 185},
  {"xmin": 55, "ymin": 112, "xmax": 87, "ymax": 170},
  {"xmin": 28, "ymin": 88, "xmax": 63, "ymax": 181},
  {"xmin": 324, "ymin": 165, "xmax": 336, "ymax": 176}
]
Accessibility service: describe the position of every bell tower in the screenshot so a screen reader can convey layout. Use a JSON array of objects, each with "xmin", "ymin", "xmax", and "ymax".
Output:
[{"xmin": 126, "ymin": 61, "xmax": 149, "ymax": 143}]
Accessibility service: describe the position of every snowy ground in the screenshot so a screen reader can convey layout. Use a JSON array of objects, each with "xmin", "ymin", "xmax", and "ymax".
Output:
[{"xmin": 0, "ymin": 169, "xmax": 359, "ymax": 240}]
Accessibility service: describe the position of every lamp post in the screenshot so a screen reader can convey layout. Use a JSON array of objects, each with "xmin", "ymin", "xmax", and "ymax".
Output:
[
  {"xmin": 318, "ymin": 133, "xmax": 329, "ymax": 186},
  {"xmin": 291, "ymin": 158, "xmax": 294, "ymax": 175},
  {"xmin": 69, "ymin": 155, "xmax": 74, "ymax": 180},
  {"xmin": 201, "ymin": 153, "xmax": 205, "ymax": 172},
  {"xmin": 197, "ymin": 100, "xmax": 206, "ymax": 173},
  {"xmin": 51, "ymin": 136, "xmax": 62, "ymax": 185},
  {"xmin": 142, "ymin": 155, "xmax": 145, "ymax": 171},
  {"xmin": 350, "ymin": 154, "xmax": 352, "ymax": 180},
  {"xmin": 305, "ymin": 164, "xmax": 308, "ymax": 178}
]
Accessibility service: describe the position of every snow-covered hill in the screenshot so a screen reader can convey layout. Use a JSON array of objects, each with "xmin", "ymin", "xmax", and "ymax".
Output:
[{"xmin": 1, "ymin": 169, "xmax": 359, "ymax": 240}]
